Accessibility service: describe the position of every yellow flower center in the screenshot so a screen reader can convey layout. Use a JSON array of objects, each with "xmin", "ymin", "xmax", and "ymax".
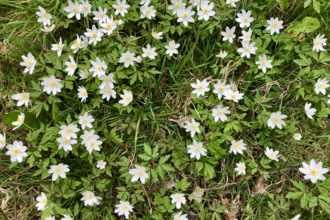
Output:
[
  {"xmin": 170, "ymin": 45, "xmax": 174, "ymax": 50},
  {"xmin": 245, "ymin": 47, "xmax": 250, "ymax": 52},
  {"xmin": 43, "ymin": 14, "xmax": 49, "ymax": 19},
  {"xmin": 183, "ymin": 12, "xmax": 189, "ymax": 19},
  {"xmin": 46, "ymin": 26, "xmax": 52, "ymax": 31},
  {"xmin": 146, "ymin": 8, "xmax": 151, "ymax": 14},
  {"xmin": 106, "ymin": 23, "xmax": 112, "ymax": 30},
  {"xmin": 80, "ymin": 91, "xmax": 87, "ymax": 96},
  {"xmin": 87, "ymin": 194, "xmax": 93, "ymax": 200},
  {"xmin": 190, "ymin": 124, "xmax": 195, "ymax": 130},
  {"xmin": 55, "ymin": 167, "xmax": 62, "ymax": 174},
  {"xmin": 69, "ymin": 63, "xmax": 75, "ymax": 69},
  {"xmin": 175, "ymin": 3, "xmax": 180, "ymax": 8},
  {"xmin": 49, "ymin": 81, "xmax": 56, "ymax": 88},
  {"xmin": 122, "ymin": 205, "xmax": 127, "ymax": 210},
  {"xmin": 114, "ymin": 19, "xmax": 119, "ymax": 23},
  {"xmin": 260, "ymin": 61, "xmax": 266, "ymax": 66},
  {"xmin": 73, "ymin": 40, "xmax": 80, "ymax": 47},
  {"xmin": 90, "ymin": 141, "xmax": 95, "ymax": 148},
  {"xmin": 198, "ymin": 84, "xmax": 204, "ymax": 90},
  {"xmin": 147, "ymin": 51, "xmax": 151, "ymax": 55},
  {"xmin": 137, "ymin": 170, "xmax": 143, "ymax": 176},
  {"xmin": 0, "ymin": 139, "xmax": 4, "ymax": 145},
  {"xmin": 316, "ymin": 40, "xmax": 322, "ymax": 46},
  {"xmin": 16, "ymin": 117, "xmax": 22, "ymax": 124},
  {"xmin": 221, "ymin": 53, "xmax": 225, "ymax": 58},
  {"xmin": 26, "ymin": 59, "xmax": 33, "ymax": 66},
  {"xmin": 273, "ymin": 116, "xmax": 280, "ymax": 123},
  {"xmin": 91, "ymin": 31, "xmax": 97, "ymax": 38},
  {"xmin": 40, "ymin": 198, "xmax": 47, "ymax": 205},
  {"xmin": 272, "ymin": 23, "xmax": 278, "ymax": 28},
  {"xmin": 56, "ymin": 44, "xmax": 62, "ymax": 49},
  {"xmin": 106, "ymin": 89, "xmax": 111, "ymax": 94},
  {"xmin": 11, "ymin": 147, "xmax": 20, "ymax": 156},
  {"xmin": 19, "ymin": 93, "xmax": 27, "ymax": 100},
  {"xmin": 126, "ymin": 56, "xmax": 131, "ymax": 61},
  {"xmin": 234, "ymin": 143, "xmax": 239, "ymax": 149},
  {"xmin": 119, "ymin": 5, "xmax": 123, "ymax": 10},
  {"xmin": 125, "ymin": 95, "xmax": 131, "ymax": 102},
  {"xmin": 310, "ymin": 168, "xmax": 319, "ymax": 176},
  {"xmin": 240, "ymin": 166, "xmax": 244, "ymax": 170},
  {"xmin": 97, "ymin": 65, "xmax": 102, "ymax": 71},
  {"xmin": 67, "ymin": 128, "xmax": 72, "ymax": 133},
  {"xmin": 219, "ymin": 86, "xmax": 225, "ymax": 92},
  {"xmin": 100, "ymin": 163, "xmax": 104, "ymax": 166},
  {"xmin": 203, "ymin": 8, "xmax": 209, "ymax": 13},
  {"xmin": 83, "ymin": 5, "xmax": 88, "ymax": 10},
  {"xmin": 99, "ymin": 13, "xmax": 103, "ymax": 18},
  {"xmin": 195, "ymin": 147, "xmax": 200, "ymax": 152},
  {"xmin": 269, "ymin": 152, "xmax": 275, "ymax": 158},
  {"xmin": 83, "ymin": 119, "xmax": 88, "ymax": 123},
  {"xmin": 243, "ymin": 17, "xmax": 248, "ymax": 22},
  {"xmin": 231, "ymin": 93, "xmax": 237, "ymax": 99},
  {"xmin": 72, "ymin": 7, "xmax": 77, "ymax": 12},
  {"xmin": 218, "ymin": 110, "xmax": 223, "ymax": 115},
  {"xmin": 228, "ymin": 32, "xmax": 233, "ymax": 37},
  {"xmin": 63, "ymin": 138, "xmax": 69, "ymax": 144},
  {"xmin": 318, "ymin": 83, "xmax": 324, "ymax": 88},
  {"xmin": 82, "ymin": 72, "xmax": 87, "ymax": 77},
  {"xmin": 244, "ymin": 33, "xmax": 250, "ymax": 38}
]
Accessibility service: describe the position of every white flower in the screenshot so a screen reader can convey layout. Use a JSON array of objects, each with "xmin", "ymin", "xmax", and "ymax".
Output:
[
  {"xmin": 113, "ymin": 0, "xmax": 130, "ymax": 17},
  {"xmin": 129, "ymin": 165, "xmax": 149, "ymax": 184},
  {"xmin": 236, "ymin": 10, "xmax": 254, "ymax": 28},
  {"xmin": 59, "ymin": 123, "xmax": 80, "ymax": 139},
  {"xmin": 265, "ymin": 147, "xmax": 280, "ymax": 161},
  {"xmin": 100, "ymin": 16, "xmax": 117, "ymax": 35},
  {"xmin": 119, "ymin": 51, "xmax": 136, "ymax": 68},
  {"xmin": 226, "ymin": 0, "xmax": 240, "ymax": 7},
  {"xmin": 85, "ymin": 136, "xmax": 102, "ymax": 154},
  {"xmin": 140, "ymin": 0, "xmax": 150, "ymax": 5},
  {"xmin": 313, "ymin": 34, "xmax": 327, "ymax": 52},
  {"xmin": 221, "ymin": 26, "xmax": 236, "ymax": 43},
  {"xmin": 100, "ymin": 84, "xmax": 117, "ymax": 101},
  {"xmin": 80, "ymin": 35, "xmax": 89, "ymax": 49},
  {"xmin": 36, "ymin": 192, "xmax": 47, "ymax": 211},
  {"xmin": 198, "ymin": 2, "xmax": 215, "ymax": 21},
  {"xmin": 80, "ymin": 130, "xmax": 97, "ymax": 145},
  {"xmin": 229, "ymin": 79, "xmax": 236, "ymax": 90},
  {"xmin": 97, "ymin": 160, "xmax": 106, "ymax": 170},
  {"xmin": 51, "ymin": 37, "xmax": 65, "ymax": 56},
  {"xmin": 6, "ymin": 140, "xmax": 27, "ymax": 163},
  {"xmin": 170, "ymin": 193, "xmax": 186, "ymax": 209},
  {"xmin": 299, "ymin": 159, "xmax": 329, "ymax": 183},
  {"xmin": 84, "ymin": 25, "xmax": 103, "ymax": 46},
  {"xmin": 142, "ymin": 44, "xmax": 158, "ymax": 60},
  {"xmin": 90, "ymin": 57, "xmax": 107, "ymax": 77},
  {"xmin": 212, "ymin": 104, "xmax": 230, "ymax": 122},
  {"xmin": 119, "ymin": 90, "xmax": 133, "ymax": 106},
  {"xmin": 80, "ymin": 0, "xmax": 92, "ymax": 17},
  {"xmin": 168, "ymin": 0, "xmax": 186, "ymax": 15},
  {"xmin": 165, "ymin": 40, "xmax": 180, "ymax": 56},
  {"xmin": 41, "ymin": 24, "xmax": 56, "ymax": 32},
  {"xmin": 49, "ymin": 163, "xmax": 70, "ymax": 181},
  {"xmin": 79, "ymin": 69, "xmax": 90, "ymax": 80},
  {"xmin": 266, "ymin": 17, "xmax": 284, "ymax": 35},
  {"xmin": 213, "ymin": 80, "xmax": 230, "ymax": 99},
  {"xmin": 0, "ymin": 132, "xmax": 6, "ymax": 149},
  {"xmin": 152, "ymin": 30, "xmax": 163, "ymax": 40},
  {"xmin": 238, "ymin": 41, "xmax": 258, "ymax": 58},
  {"xmin": 61, "ymin": 215, "xmax": 73, "ymax": 220},
  {"xmin": 305, "ymin": 102, "xmax": 316, "ymax": 119},
  {"xmin": 183, "ymin": 119, "xmax": 200, "ymax": 137},
  {"xmin": 187, "ymin": 140, "xmax": 207, "ymax": 160},
  {"xmin": 115, "ymin": 201, "xmax": 133, "ymax": 219},
  {"xmin": 256, "ymin": 54, "xmax": 273, "ymax": 73},
  {"xmin": 314, "ymin": 78, "xmax": 329, "ymax": 95},
  {"xmin": 114, "ymin": 18, "xmax": 124, "ymax": 26},
  {"xmin": 41, "ymin": 75, "xmax": 63, "ymax": 95},
  {"xmin": 79, "ymin": 112, "xmax": 95, "ymax": 130},
  {"xmin": 64, "ymin": 1, "xmax": 82, "ymax": 20},
  {"xmin": 36, "ymin": 6, "xmax": 51, "ymax": 26},
  {"xmin": 229, "ymin": 140, "xmax": 247, "ymax": 155},
  {"xmin": 45, "ymin": 216, "xmax": 55, "ymax": 220},
  {"xmin": 140, "ymin": 4, "xmax": 157, "ymax": 19},
  {"xmin": 70, "ymin": 36, "xmax": 81, "ymax": 54},
  {"xmin": 191, "ymin": 79, "xmax": 210, "ymax": 97},
  {"xmin": 239, "ymin": 28, "xmax": 252, "ymax": 42},
  {"xmin": 65, "ymin": 55, "xmax": 77, "ymax": 76},
  {"xmin": 56, "ymin": 136, "xmax": 77, "ymax": 152},
  {"xmin": 223, "ymin": 90, "xmax": 244, "ymax": 102},
  {"xmin": 235, "ymin": 162, "xmax": 246, "ymax": 175},
  {"xmin": 174, "ymin": 212, "xmax": 188, "ymax": 220},
  {"xmin": 267, "ymin": 111, "xmax": 287, "ymax": 129},
  {"xmin": 92, "ymin": 6, "xmax": 108, "ymax": 23},
  {"xmin": 291, "ymin": 215, "xmax": 301, "ymax": 220},
  {"xmin": 216, "ymin": 51, "xmax": 228, "ymax": 59},
  {"xmin": 99, "ymin": 73, "xmax": 116, "ymax": 89},
  {"xmin": 293, "ymin": 133, "xmax": 302, "ymax": 140},
  {"xmin": 20, "ymin": 52, "xmax": 36, "ymax": 75},
  {"xmin": 190, "ymin": 0, "xmax": 208, "ymax": 10},
  {"xmin": 11, "ymin": 92, "xmax": 29, "ymax": 107},
  {"xmin": 81, "ymin": 191, "xmax": 102, "ymax": 206},
  {"xmin": 136, "ymin": 55, "xmax": 142, "ymax": 63},
  {"xmin": 177, "ymin": 6, "xmax": 195, "ymax": 27},
  {"xmin": 12, "ymin": 113, "xmax": 25, "ymax": 130}
]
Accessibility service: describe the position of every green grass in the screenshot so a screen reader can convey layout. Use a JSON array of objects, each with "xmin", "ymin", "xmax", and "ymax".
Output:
[{"xmin": 1, "ymin": 0, "xmax": 330, "ymax": 219}]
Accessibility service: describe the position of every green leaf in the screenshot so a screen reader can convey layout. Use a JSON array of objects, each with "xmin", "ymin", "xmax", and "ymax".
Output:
[
  {"xmin": 319, "ymin": 199, "xmax": 330, "ymax": 213},
  {"xmin": 309, "ymin": 196, "xmax": 318, "ymax": 208},
  {"xmin": 300, "ymin": 193, "xmax": 312, "ymax": 208},
  {"xmin": 2, "ymin": 111, "xmax": 40, "ymax": 130},
  {"xmin": 319, "ymin": 195, "xmax": 330, "ymax": 203},
  {"xmin": 313, "ymin": 0, "xmax": 320, "ymax": 13},
  {"xmin": 138, "ymin": 154, "xmax": 151, "ymax": 161},
  {"xmin": 304, "ymin": 0, "xmax": 312, "ymax": 8},
  {"xmin": 144, "ymin": 144, "xmax": 152, "ymax": 156},
  {"xmin": 286, "ymin": 192, "xmax": 303, "ymax": 199}
]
